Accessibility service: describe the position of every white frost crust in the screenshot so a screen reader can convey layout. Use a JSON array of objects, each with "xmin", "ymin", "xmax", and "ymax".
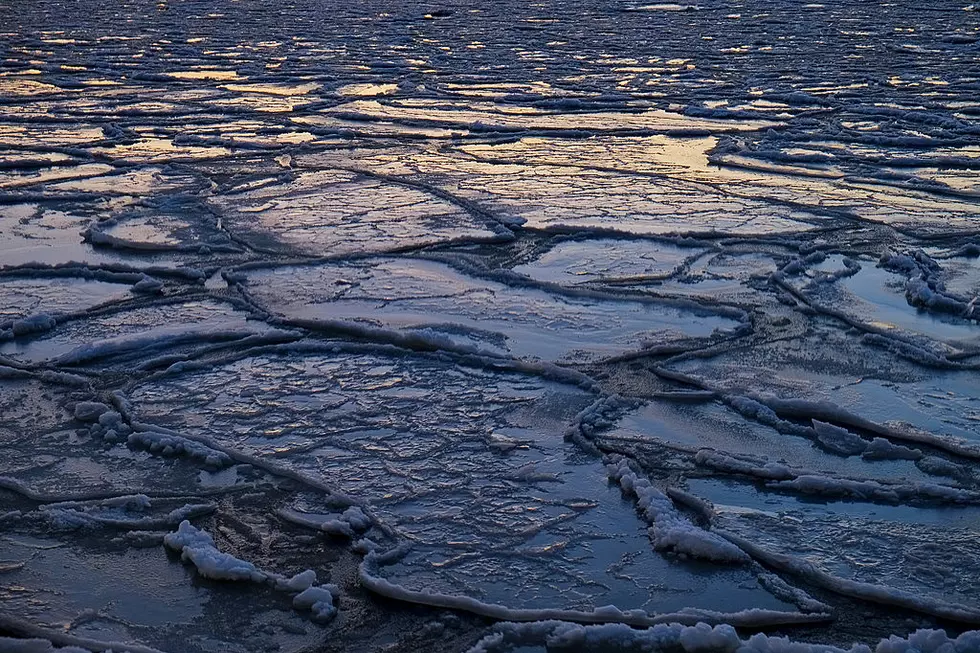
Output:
[
  {"xmin": 55, "ymin": 327, "xmax": 263, "ymax": 365},
  {"xmin": 466, "ymin": 620, "xmax": 980, "ymax": 653},
  {"xmin": 163, "ymin": 520, "xmax": 338, "ymax": 621},
  {"xmin": 811, "ymin": 420, "xmax": 869, "ymax": 456},
  {"xmin": 694, "ymin": 449, "xmax": 794, "ymax": 480},
  {"xmin": 862, "ymin": 437, "xmax": 922, "ymax": 461},
  {"xmin": 127, "ymin": 429, "xmax": 233, "ymax": 469},
  {"xmin": 277, "ymin": 506, "xmax": 374, "ymax": 538},
  {"xmin": 0, "ymin": 313, "xmax": 58, "ymax": 339},
  {"xmin": 293, "ymin": 585, "xmax": 340, "ymax": 622},
  {"xmin": 164, "ymin": 520, "xmax": 267, "ymax": 582},
  {"xmin": 38, "ymin": 496, "xmax": 214, "ymax": 531},
  {"xmin": 695, "ymin": 449, "xmax": 976, "ymax": 504},
  {"xmin": 73, "ymin": 401, "xmax": 111, "ymax": 422},
  {"xmin": 0, "ymin": 639, "xmax": 90, "ymax": 653},
  {"xmin": 606, "ymin": 455, "xmax": 749, "ymax": 563},
  {"xmin": 742, "ymin": 394, "xmax": 980, "ymax": 461},
  {"xmin": 768, "ymin": 475, "xmax": 975, "ymax": 503}
]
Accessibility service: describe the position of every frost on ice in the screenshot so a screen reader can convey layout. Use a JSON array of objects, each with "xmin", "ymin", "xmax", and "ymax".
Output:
[{"xmin": 2, "ymin": 0, "xmax": 980, "ymax": 650}]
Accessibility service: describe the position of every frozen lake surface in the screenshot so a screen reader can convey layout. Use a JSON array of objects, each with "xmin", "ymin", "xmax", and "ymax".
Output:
[{"xmin": 1, "ymin": 0, "xmax": 979, "ymax": 651}]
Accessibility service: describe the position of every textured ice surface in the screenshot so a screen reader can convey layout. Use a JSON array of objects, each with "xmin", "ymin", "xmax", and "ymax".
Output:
[
  {"xmin": 604, "ymin": 402, "xmax": 939, "ymax": 486},
  {"xmin": 126, "ymin": 351, "xmax": 790, "ymax": 616},
  {"xmin": 293, "ymin": 146, "xmax": 820, "ymax": 236},
  {"xmin": 709, "ymin": 494, "xmax": 980, "ymax": 613},
  {"xmin": 0, "ymin": 300, "xmax": 274, "ymax": 364},
  {"xmin": 513, "ymin": 239, "xmax": 702, "ymax": 286},
  {"xmin": 2, "ymin": 0, "xmax": 980, "ymax": 649},
  {"xmin": 784, "ymin": 255, "xmax": 980, "ymax": 346},
  {"xmin": 0, "ymin": 535, "xmax": 324, "ymax": 653},
  {"xmin": 0, "ymin": 278, "xmax": 132, "ymax": 321},
  {"xmin": 208, "ymin": 170, "xmax": 499, "ymax": 256},
  {"xmin": 244, "ymin": 258, "xmax": 738, "ymax": 361}
]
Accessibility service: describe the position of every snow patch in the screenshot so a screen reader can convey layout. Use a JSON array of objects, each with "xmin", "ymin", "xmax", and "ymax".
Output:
[
  {"xmin": 164, "ymin": 521, "xmax": 339, "ymax": 621},
  {"xmin": 606, "ymin": 456, "xmax": 749, "ymax": 563}
]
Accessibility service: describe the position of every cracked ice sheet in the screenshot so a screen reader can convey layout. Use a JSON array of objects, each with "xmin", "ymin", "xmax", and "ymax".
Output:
[
  {"xmin": 0, "ymin": 378, "xmax": 206, "ymax": 497},
  {"xmin": 296, "ymin": 149, "xmax": 819, "ymax": 236},
  {"xmin": 243, "ymin": 258, "xmax": 739, "ymax": 362},
  {"xmin": 126, "ymin": 351, "xmax": 794, "ymax": 616},
  {"xmin": 90, "ymin": 138, "xmax": 231, "ymax": 164},
  {"xmin": 0, "ymin": 203, "xmax": 118, "ymax": 268},
  {"xmin": 0, "ymin": 535, "xmax": 322, "ymax": 653},
  {"xmin": 597, "ymin": 400, "xmax": 980, "ymax": 613},
  {"xmin": 513, "ymin": 239, "xmax": 704, "ymax": 285},
  {"xmin": 513, "ymin": 238, "xmax": 778, "ymax": 305},
  {"xmin": 460, "ymin": 136, "xmax": 980, "ymax": 233},
  {"xmin": 600, "ymin": 401, "xmax": 939, "ymax": 487},
  {"xmin": 0, "ymin": 299, "xmax": 276, "ymax": 365},
  {"xmin": 666, "ymin": 321, "xmax": 980, "ymax": 447},
  {"xmin": 208, "ymin": 170, "xmax": 498, "ymax": 256},
  {"xmin": 46, "ymin": 167, "xmax": 204, "ymax": 197},
  {"xmin": 325, "ymin": 98, "xmax": 782, "ymax": 134},
  {"xmin": 0, "ymin": 379, "xmax": 331, "ymax": 651},
  {"xmin": 784, "ymin": 255, "xmax": 980, "ymax": 348},
  {"xmin": 657, "ymin": 252, "xmax": 778, "ymax": 303},
  {"xmin": 148, "ymin": 117, "xmax": 324, "ymax": 150},
  {"xmin": 0, "ymin": 163, "xmax": 115, "ymax": 191},
  {"xmin": 100, "ymin": 215, "xmax": 200, "ymax": 247},
  {"xmin": 0, "ymin": 277, "xmax": 133, "ymax": 321},
  {"xmin": 0, "ymin": 197, "xmax": 234, "ymax": 268},
  {"xmin": 696, "ymin": 481, "xmax": 980, "ymax": 612}
]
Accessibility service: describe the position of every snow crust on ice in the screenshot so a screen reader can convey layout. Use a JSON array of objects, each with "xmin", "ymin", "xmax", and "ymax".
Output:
[
  {"xmin": 606, "ymin": 455, "xmax": 749, "ymax": 563},
  {"xmin": 0, "ymin": 640, "xmax": 90, "ymax": 653},
  {"xmin": 811, "ymin": 420, "xmax": 870, "ymax": 456},
  {"xmin": 359, "ymin": 546, "xmax": 823, "ymax": 628},
  {"xmin": 37, "ymin": 495, "xmax": 213, "ymax": 531},
  {"xmin": 292, "ymin": 586, "xmax": 339, "ymax": 623},
  {"xmin": 130, "ymin": 351, "xmax": 795, "ymax": 618},
  {"xmin": 718, "ymin": 530, "xmax": 980, "ymax": 623},
  {"xmin": 4, "ymin": 0, "xmax": 980, "ymax": 648},
  {"xmin": 695, "ymin": 449, "xmax": 976, "ymax": 504},
  {"xmin": 126, "ymin": 429, "xmax": 233, "ymax": 469},
  {"xmin": 163, "ymin": 520, "xmax": 338, "ymax": 621},
  {"xmin": 241, "ymin": 257, "xmax": 739, "ymax": 363},
  {"xmin": 277, "ymin": 506, "xmax": 373, "ymax": 538},
  {"xmin": 467, "ymin": 620, "xmax": 980, "ymax": 653},
  {"xmin": 164, "ymin": 520, "xmax": 267, "ymax": 582}
]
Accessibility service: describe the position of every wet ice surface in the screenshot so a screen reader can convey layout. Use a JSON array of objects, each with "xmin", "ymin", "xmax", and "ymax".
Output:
[
  {"xmin": 0, "ymin": 299, "xmax": 275, "ymax": 365},
  {"xmin": 243, "ymin": 258, "xmax": 738, "ymax": 361},
  {"xmin": 127, "ymin": 352, "xmax": 789, "ymax": 617},
  {"xmin": 2, "ymin": 0, "xmax": 980, "ymax": 651},
  {"xmin": 208, "ymin": 170, "xmax": 499, "ymax": 256},
  {"xmin": 512, "ymin": 239, "xmax": 701, "ymax": 285}
]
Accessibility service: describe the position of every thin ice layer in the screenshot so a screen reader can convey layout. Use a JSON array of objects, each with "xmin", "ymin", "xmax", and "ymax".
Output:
[
  {"xmin": 0, "ymin": 534, "xmax": 322, "ymax": 653},
  {"xmin": 243, "ymin": 258, "xmax": 738, "ymax": 361},
  {"xmin": 0, "ymin": 278, "xmax": 132, "ymax": 322},
  {"xmin": 0, "ymin": 300, "xmax": 277, "ymax": 364},
  {"xmin": 208, "ymin": 170, "xmax": 499, "ymax": 256},
  {"xmin": 127, "ymin": 350, "xmax": 795, "ymax": 617},
  {"xmin": 513, "ymin": 239, "xmax": 702, "ymax": 285}
]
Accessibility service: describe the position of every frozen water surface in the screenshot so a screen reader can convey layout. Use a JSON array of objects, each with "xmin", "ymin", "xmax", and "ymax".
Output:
[
  {"xmin": 0, "ymin": 277, "xmax": 133, "ymax": 320},
  {"xmin": 208, "ymin": 170, "xmax": 501, "ymax": 256},
  {"xmin": 0, "ymin": 299, "xmax": 276, "ymax": 365},
  {"xmin": 2, "ymin": 0, "xmax": 980, "ymax": 650},
  {"xmin": 243, "ymin": 258, "xmax": 738, "ymax": 361},
  {"xmin": 126, "ymin": 351, "xmax": 792, "ymax": 618},
  {"xmin": 512, "ymin": 239, "xmax": 702, "ymax": 285}
]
